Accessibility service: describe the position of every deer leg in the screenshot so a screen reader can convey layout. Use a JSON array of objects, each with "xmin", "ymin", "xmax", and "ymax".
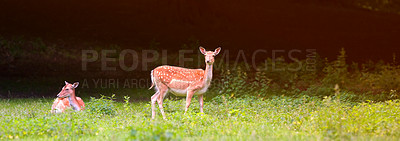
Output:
[
  {"xmin": 199, "ymin": 94, "xmax": 204, "ymax": 113},
  {"xmin": 151, "ymin": 91, "xmax": 160, "ymax": 119},
  {"xmin": 185, "ymin": 91, "xmax": 194, "ymax": 114},
  {"xmin": 157, "ymin": 89, "xmax": 168, "ymax": 120}
]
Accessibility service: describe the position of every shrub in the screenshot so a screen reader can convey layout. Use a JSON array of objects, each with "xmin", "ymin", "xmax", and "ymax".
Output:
[
  {"xmin": 214, "ymin": 65, "xmax": 250, "ymax": 98},
  {"xmin": 86, "ymin": 94, "xmax": 117, "ymax": 116},
  {"xmin": 209, "ymin": 48, "xmax": 400, "ymax": 102}
]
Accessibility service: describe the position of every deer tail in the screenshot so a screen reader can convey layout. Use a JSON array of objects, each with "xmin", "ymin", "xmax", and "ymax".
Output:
[{"xmin": 149, "ymin": 70, "xmax": 155, "ymax": 90}]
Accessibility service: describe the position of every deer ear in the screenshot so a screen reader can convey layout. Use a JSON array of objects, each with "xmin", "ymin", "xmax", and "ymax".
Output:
[
  {"xmin": 65, "ymin": 81, "xmax": 69, "ymax": 85},
  {"xmin": 199, "ymin": 46, "xmax": 207, "ymax": 55},
  {"xmin": 214, "ymin": 47, "xmax": 221, "ymax": 56},
  {"xmin": 72, "ymin": 82, "xmax": 79, "ymax": 89}
]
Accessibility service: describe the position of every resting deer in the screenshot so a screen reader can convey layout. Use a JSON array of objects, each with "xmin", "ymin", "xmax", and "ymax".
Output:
[
  {"xmin": 149, "ymin": 46, "xmax": 221, "ymax": 119},
  {"xmin": 51, "ymin": 81, "xmax": 85, "ymax": 113}
]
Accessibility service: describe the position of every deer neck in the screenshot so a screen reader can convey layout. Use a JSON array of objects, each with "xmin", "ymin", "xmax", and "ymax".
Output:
[
  {"xmin": 203, "ymin": 64, "xmax": 213, "ymax": 87},
  {"xmin": 68, "ymin": 91, "xmax": 81, "ymax": 111}
]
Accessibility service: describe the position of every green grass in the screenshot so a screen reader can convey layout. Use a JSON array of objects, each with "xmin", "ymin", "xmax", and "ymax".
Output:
[{"xmin": 1, "ymin": 92, "xmax": 400, "ymax": 140}]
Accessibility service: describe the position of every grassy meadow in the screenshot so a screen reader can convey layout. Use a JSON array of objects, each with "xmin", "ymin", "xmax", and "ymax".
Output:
[{"xmin": 1, "ymin": 93, "xmax": 400, "ymax": 140}]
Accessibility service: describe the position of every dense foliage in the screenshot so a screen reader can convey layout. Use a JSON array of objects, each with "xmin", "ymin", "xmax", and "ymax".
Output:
[{"xmin": 211, "ymin": 48, "xmax": 400, "ymax": 103}]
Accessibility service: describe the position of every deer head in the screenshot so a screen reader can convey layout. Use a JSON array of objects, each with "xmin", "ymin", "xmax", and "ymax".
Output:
[
  {"xmin": 57, "ymin": 81, "xmax": 79, "ymax": 98},
  {"xmin": 199, "ymin": 47, "xmax": 221, "ymax": 65}
]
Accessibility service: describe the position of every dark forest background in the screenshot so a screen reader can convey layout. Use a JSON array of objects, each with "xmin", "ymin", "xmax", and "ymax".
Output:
[{"xmin": 0, "ymin": 0, "xmax": 399, "ymax": 99}]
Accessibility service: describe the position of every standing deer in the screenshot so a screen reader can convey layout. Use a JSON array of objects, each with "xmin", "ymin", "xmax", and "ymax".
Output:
[
  {"xmin": 51, "ymin": 81, "xmax": 85, "ymax": 113},
  {"xmin": 149, "ymin": 46, "xmax": 221, "ymax": 119}
]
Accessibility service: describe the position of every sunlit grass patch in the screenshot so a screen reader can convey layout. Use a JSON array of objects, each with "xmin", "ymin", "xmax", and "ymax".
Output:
[{"xmin": 1, "ymin": 93, "xmax": 400, "ymax": 140}]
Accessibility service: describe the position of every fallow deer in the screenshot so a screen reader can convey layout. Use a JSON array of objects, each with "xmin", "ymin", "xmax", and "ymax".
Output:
[
  {"xmin": 149, "ymin": 46, "xmax": 221, "ymax": 119},
  {"xmin": 51, "ymin": 81, "xmax": 85, "ymax": 113}
]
